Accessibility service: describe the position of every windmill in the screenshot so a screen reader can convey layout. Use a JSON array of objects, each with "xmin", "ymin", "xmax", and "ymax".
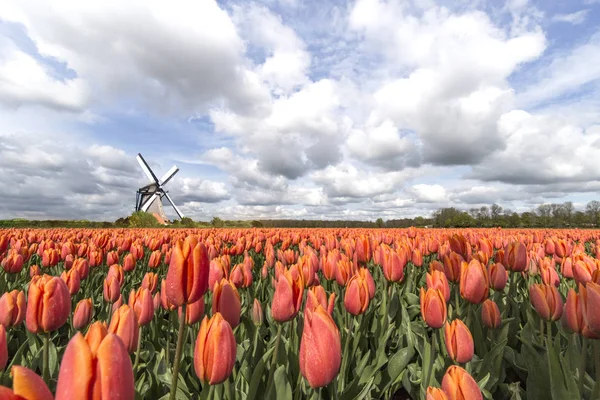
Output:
[{"xmin": 135, "ymin": 153, "xmax": 184, "ymax": 223}]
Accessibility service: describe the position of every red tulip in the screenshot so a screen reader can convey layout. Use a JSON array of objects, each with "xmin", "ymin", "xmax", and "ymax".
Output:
[
  {"xmin": 72, "ymin": 298, "xmax": 93, "ymax": 330},
  {"xmin": 305, "ymin": 285, "xmax": 336, "ymax": 316},
  {"xmin": 179, "ymin": 296, "xmax": 205, "ymax": 325},
  {"xmin": 481, "ymin": 299, "xmax": 501, "ymax": 329},
  {"xmin": 141, "ymin": 272, "xmax": 159, "ymax": 293},
  {"xmin": 60, "ymin": 268, "xmax": 81, "ymax": 296},
  {"xmin": 194, "ymin": 313, "xmax": 237, "ymax": 385},
  {"xmin": 0, "ymin": 325, "xmax": 7, "ymax": 370},
  {"xmin": 562, "ymin": 288, "xmax": 583, "ymax": 334},
  {"xmin": 488, "ymin": 263, "xmax": 507, "ymax": 291},
  {"xmin": 580, "ymin": 282, "xmax": 600, "ymax": 335},
  {"xmin": 108, "ymin": 304, "xmax": 139, "ymax": 353},
  {"xmin": 529, "ymin": 283, "xmax": 563, "ymax": 321},
  {"xmin": 128, "ymin": 287, "xmax": 154, "ymax": 326},
  {"xmin": 0, "ymin": 290, "xmax": 26, "ymax": 328},
  {"xmin": 460, "ymin": 259, "xmax": 489, "ymax": 304},
  {"xmin": 299, "ymin": 304, "xmax": 342, "ymax": 388},
  {"xmin": 344, "ymin": 270, "xmax": 371, "ymax": 316},
  {"xmin": 252, "ymin": 298, "xmax": 264, "ymax": 326},
  {"xmin": 271, "ymin": 267, "xmax": 304, "ymax": 322},
  {"xmin": 503, "ymin": 242, "xmax": 527, "ymax": 272},
  {"xmin": 427, "ymin": 270, "xmax": 450, "ymax": 303}
]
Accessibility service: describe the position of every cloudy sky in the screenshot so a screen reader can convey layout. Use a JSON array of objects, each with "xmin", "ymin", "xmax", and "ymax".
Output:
[{"xmin": 0, "ymin": 0, "xmax": 599, "ymax": 221}]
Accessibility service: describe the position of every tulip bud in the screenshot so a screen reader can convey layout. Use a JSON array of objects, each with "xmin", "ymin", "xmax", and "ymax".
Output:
[
  {"xmin": 60, "ymin": 268, "xmax": 81, "ymax": 296},
  {"xmin": 420, "ymin": 287, "xmax": 447, "ymax": 329},
  {"xmin": 0, "ymin": 325, "xmax": 7, "ymax": 370},
  {"xmin": 29, "ymin": 264, "xmax": 41, "ymax": 278},
  {"xmin": 444, "ymin": 319, "xmax": 474, "ymax": 363},
  {"xmin": 344, "ymin": 271, "xmax": 370, "ymax": 316},
  {"xmin": 1, "ymin": 366, "xmax": 53, "ymax": 400},
  {"xmin": 128, "ymin": 287, "xmax": 154, "ymax": 326},
  {"xmin": 562, "ymin": 288, "xmax": 583, "ymax": 334},
  {"xmin": 441, "ymin": 365, "xmax": 482, "ymax": 400},
  {"xmin": 166, "ymin": 237, "xmax": 210, "ymax": 307},
  {"xmin": 212, "ymin": 279, "xmax": 241, "ymax": 329},
  {"xmin": 305, "ymin": 286, "xmax": 336, "ymax": 316},
  {"xmin": 427, "ymin": 387, "xmax": 449, "ymax": 400},
  {"xmin": 148, "ymin": 250, "xmax": 162, "ymax": 268},
  {"xmin": 55, "ymin": 332, "xmax": 134, "ymax": 399},
  {"xmin": 141, "ymin": 272, "xmax": 159, "ymax": 293},
  {"xmin": 108, "ymin": 305, "xmax": 139, "ymax": 353},
  {"xmin": 194, "ymin": 313, "xmax": 237, "ymax": 385},
  {"xmin": 481, "ymin": 299, "xmax": 501, "ymax": 329},
  {"xmin": 26, "ymin": 274, "xmax": 71, "ymax": 333},
  {"xmin": 299, "ymin": 304, "xmax": 342, "ymax": 388},
  {"xmin": 427, "ymin": 270, "xmax": 450, "ymax": 303},
  {"xmin": 488, "ymin": 262, "xmax": 507, "ymax": 291},
  {"xmin": 530, "ymin": 283, "xmax": 563, "ymax": 321},
  {"xmin": 503, "ymin": 242, "xmax": 527, "ymax": 272},
  {"xmin": 1, "ymin": 250, "xmax": 23, "ymax": 274},
  {"xmin": 179, "ymin": 297, "xmax": 205, "ymax": 325},
  {"xmin": 460, "ymin": 259, "xmax": 489, "ymax": 304},
  {"xmin": 252, "ymin": 299, "xmax": 264, "ymax": 326},
  {"xmin": 580, "ymin": 282, "xmax": 600, "ymax": 335},
  {"xmin": 103, "ymin": 276, "xmax": 121, "ymax": 303},
  {"xmin": 0, "ymin": 290, "xmax": 26, "ymax": 328},
  {"xmin": 271, "ymin": 267, "xmax": 304, "ymax": 322},
  {"xmin": 73, "ymin": 299, "xmax": 93, "ymax": 330}
]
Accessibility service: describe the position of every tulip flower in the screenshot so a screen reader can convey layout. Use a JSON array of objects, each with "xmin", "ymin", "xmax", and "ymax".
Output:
[
  {"xmin": 252, "ymin": 298, "xmax": 264, "ymax": 326},
  {"xmin": 441, "ymin": 365, "xmax": 483, "ymax": 400},
  {"xmin": 26, "ymin": 274, "xmax": 71, "ymax": 334},
  {"xmin": 580, "ymin": 282, "xmax": 600, "ymax": 335},
  {"xmin": 530, "ymin": 283, "xmax": 563, "ymax": 321},
  {"xmin": 103, "ymin": 275, "xmax": 121, "ymax": 303},
  {"xmin": 344, "ymin": 270, "xmax": 371, "ymax": 316},
  {"xmin": 128, "ymin": 287, "xmax": 154, "ymax": 326},
  {"xmin": 443, "ymin": 252, "xmax": 464, "ymax": 283},
  {"xmin": 460, "ymin": 259, "xmax": 489, "ymax": 304},
  {"xmin": 0, "ymin": 290, "xmax": 26, "ymax": 328},
  {"xmin": 165, "ymin": 237, "xmax": 210, "ymax": 307},
  {"xmin": 444, "ymin": 319, "xmax": 474, "ymax": 363},
  {"xmin": 0, "ymin": 325, "xmax": 6, "ymax": 370},
  {"xmin": 488, "ymin": 262, "xmax": 507, "ymax": 291},
  {"xmin": 179, "ymin": 297, "xmax": 205, "ymax": 325},
  {"xmin": 55, "ymin": 332, "xmax": 134, "ymax": 400},
  {"xmin": 60, "ymin": 268, "xmax": 81, "ymax": 296},
  {"xmin": 299, "ymin": 304, "xmax": 342, "ymax": 388},
  {"xmin": 108, "ymin": 304, "xmax": 139, "ymax": 353},
  {"xmin": 427, "ymin": 270, "xmax": 451, "ymax": 303},
  {"xmin": 0, "ymin": 366, "xmax": 53, "ymax": 400},
  {"xmin": 212, "ymin": 279, "xmax": 241, "ymax": 329},
  {"xmin": 148, "ymin": 249, "xmax": 162, "ymax": 268},
  {"xmin": 562, "ymin": 289, "xmax": 583, "ymax": 334},
  {"xmin": 194, "ymin": 313, "xmax": 237, "ymax": 385},
  {"xmin": 73, "ymin": 298, "xmax": 93, "ymax": 330},
  {"xmin": 503, "ymin": 242, "xmax": 527, "ymax": 272},
  {"xmin": 271, "ymin": 267, "xmax": 304, "ymax": 322},
  {"xmin": 305, "ymin": 286, "xmax": 336, "ymax": 316},
  {"xmin": 141, "ymin": 272, "xmax": 159, "ymax": 293},
  {"xmin": 481, "ymin": 299, "xmax": 501, "ymax": 329},
  {"xmin": 420, "ymin": 287, "xmax": 447, "ymax": 329},
  {"xmin": 427, "ymin": 387, "xmax": 449, "ymax": 400}
]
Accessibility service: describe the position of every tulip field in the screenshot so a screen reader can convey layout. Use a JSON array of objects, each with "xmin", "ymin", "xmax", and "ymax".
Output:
[{"xmin": 1, "ymin": 228, "xmax": 600, "ymax": 399}]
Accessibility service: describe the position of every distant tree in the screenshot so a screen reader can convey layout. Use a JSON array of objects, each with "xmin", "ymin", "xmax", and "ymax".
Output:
[
  {"xmin": 586, "ymin": 201, "xmax": 600, "ymax": 226},
  {"xmin": 128, "ymin": 211, "xmax": 160, "ymax": 228},
  {"xmin": 490, "ymin": 204, "xmax": 503, "ymax": 220},
  {"xmin": 251, "ymin": 220, "xmax": 264, "ymax": 228},
  {"xmin": 375, "ymin": 218, "xmax": 385, "ymax": 228},
  {"xmin": 211, "ymin": 217, "xmax": 224, "ymax": 228},
  {"xmin": 563, "ymin": 201, "xmax": 574, "ymax": 224}
]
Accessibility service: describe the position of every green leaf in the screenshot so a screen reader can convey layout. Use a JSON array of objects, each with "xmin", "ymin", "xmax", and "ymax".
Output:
[
  {"xmin": 273, "ymin": 365, "xmax": 292, "ymax": 400},
  {"xmin": 247, "ymin": 346, "xmax": 274, "ymax": 400},
  {"xmin": 388, "ymin": 345, "xmax": 416, "ymax": 384}
]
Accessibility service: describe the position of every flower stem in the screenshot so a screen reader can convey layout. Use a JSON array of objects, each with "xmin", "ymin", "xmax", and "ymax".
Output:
[
  {"xmin": 595, "ymin": 340, "xmax": 600, "ymax": 394},
  {"xmin": 133, "ymin": 326, "xmax": 143, "ymax": 374},
  {"xmin": 169, "ymin": 303, "xmax": 187, "ymax": 400},
  {"xmin": 579, "ymin": 336, "xmax": 588, "ymax": 397},
  {"xmin": 422, "ymin": 330, "xmax": 437, "ymax": 396},
  {"xmin": 42, "ymin": 332, "xmax": 50, "ymax": 384},
  {"xmin": 265, "ymin": 323, "xmax": 283, "ymax": 398}
]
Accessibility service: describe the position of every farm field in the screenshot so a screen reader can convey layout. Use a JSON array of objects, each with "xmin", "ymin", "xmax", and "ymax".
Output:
[{"xmin": 0, "ymin": 227, "xmax": 599, "ymax": 399}]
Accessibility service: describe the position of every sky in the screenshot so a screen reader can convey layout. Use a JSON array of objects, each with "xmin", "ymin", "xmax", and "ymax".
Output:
[{"xmin": 0, "ymin": 0, "xmax": 599, "ymax": 222}]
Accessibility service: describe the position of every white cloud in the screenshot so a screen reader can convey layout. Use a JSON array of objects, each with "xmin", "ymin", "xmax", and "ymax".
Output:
[{"xmin": 552, "ymin": 10, "xmax": 589, "ymax": 25}]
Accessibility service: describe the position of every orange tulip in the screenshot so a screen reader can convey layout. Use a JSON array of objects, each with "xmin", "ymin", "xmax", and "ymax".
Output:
[
  {"xmin": 165, "ymin": 237, "xmax": 210, "ymax": 307},
  {"xmin": 60, "ymin": 268, "xmax": 81, "ymax": 296},
  {"xmin": 580, "ymin": 282, "xmax": 600, "ymax": 335},
  {"xmin": 420, "ymin": 287, "xmax": 447, "ymax": 329},
  {"xmin": 562, "ymin": 288, "xmax": 583, "ymax": 334},
  {"xmin": 503, "ymin": 242, "xmax": 527, "ymax": 272},
  {"xmin": 305, "ymin": 285, "xmax": 336, "ymax": 316},
  {"xmin": 148, "ymin": 249, "xmax": 162, "ymax": 268},
  {"xmin": 108, "ymin": 304, "xmax": 139, "ymax": 353},
  {"xmin": 128, "ymin": 287, "xmax": 154, "ymax": 326},
  {"xmin": 488, "ymin": 262, "xmax": 507, "ymax": 291},
  {"xmin": 444, "ymin": 319, "xmax": 474, "ymax": 363},
  {"xmin": 299, "ymin": 304, "xmax": 342, "ymax": 388},
  {"xmin": 141, "ymin": 272, "xmax": 159, "ymax": 293},
  {"xmin": 383, "ymin": 249, "xmax": 406, "ymax": 283},
  {"xmin": 26, "ymin": 274, "xmax": 71, "ymax": 333},
  {"xmin": 212, "ymin": 279, "xmax": 241, "ymax": 329},
  {"xmin": 73, "ymin": 298, "xmax": 93, "ymax": 330},
  {"xmin": 481, "ymin": 299, "xmax": 501, "ymax": 329},
  {"xmin": 55, "ymin": 331, "xmax": 134, "ymax": 399},
  {"xmin": 0, "ymin": 366, "xmax": 53, "ymax": 400},
  {"xmin": 427, "ymin": 387, "xmax": 449, "ymax": 400},
  {"xmin": 194, "ymin": 313, "xmax": 237, "ymax": 385},
  {"xmin": 460, "ymin": 259, "xmax": 489, "ymax": 304},
  {"xmin": 427, "ymin": 270, "xmax": 450, "ymax": 303},
  {"xmin": 271, "ymin": 267, "xmax": 304, "ymax": 322},
  {"xmin": 0, "ymin": 290, "xmax": 26, "ymax": 328},
  {"xmin": 0, "ymin": 325, "xmax": 6, "ymax": 370},
  {"xmin": 443, "ymin": 252, "xmax": 463, "ymax": 283},
  {"xmin": 441, "ymin": 365, "xmax": 482, "ymax": 400},
  {"xmin": 344, "ymin": 270, "xmax": 371, "ymax": 316},
  {"xmin": 529, "ymin": 283, "xmax": 563, "ymax": 321},
  {"xmin": 179, "ymin": 297, "xmax": 205, "ymax": 325},
  {"xmin": 103, "ymin": 275, "xmax": 121, "ymax": 303}
]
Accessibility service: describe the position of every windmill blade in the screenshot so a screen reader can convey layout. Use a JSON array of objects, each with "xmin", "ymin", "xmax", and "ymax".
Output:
[
  {"xmin": 163, "ymin": 191, "xmax": 184, "ymax": 219},
  {"xmin": 160, "ymin": 165, "xmax": 179, "ymax": 186},
  {"xmin": 136, "ymin": 153, "xmax": 160, "ymax": 184},
  {"xmin": 141, "ymin": 193, "xmax": 160, "ymax": 212}
]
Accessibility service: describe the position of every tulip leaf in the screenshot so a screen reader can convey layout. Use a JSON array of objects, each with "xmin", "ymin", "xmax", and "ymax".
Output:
[
  {"xmin": 49, "ymin": 339, "xmax": 59, "ymax": 378},
  {"xmin": 273, "ymin": 365, "xmax": 292, "ymax": 399},
  {"xmin": 247, "ymin": 346, "xmax": 274, "ymax": 400},
  {"xmin": 388, "ymin": 344, "xmax": 416, "ymax": 384},
  {"xmin": 476, "ymin": 338, "xmax": 507, "ymax": 392}
]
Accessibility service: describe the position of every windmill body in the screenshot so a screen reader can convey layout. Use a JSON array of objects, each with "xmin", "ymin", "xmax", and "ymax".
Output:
[{"xmin": 135, "ymin": 153, "xmax": 184, "ymax": 223}]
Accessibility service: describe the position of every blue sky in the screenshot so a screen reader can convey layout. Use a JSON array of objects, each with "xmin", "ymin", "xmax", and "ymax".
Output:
[{"xmin": 0, "ymin": 0, "xmax": 599, "ymax": 221}]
